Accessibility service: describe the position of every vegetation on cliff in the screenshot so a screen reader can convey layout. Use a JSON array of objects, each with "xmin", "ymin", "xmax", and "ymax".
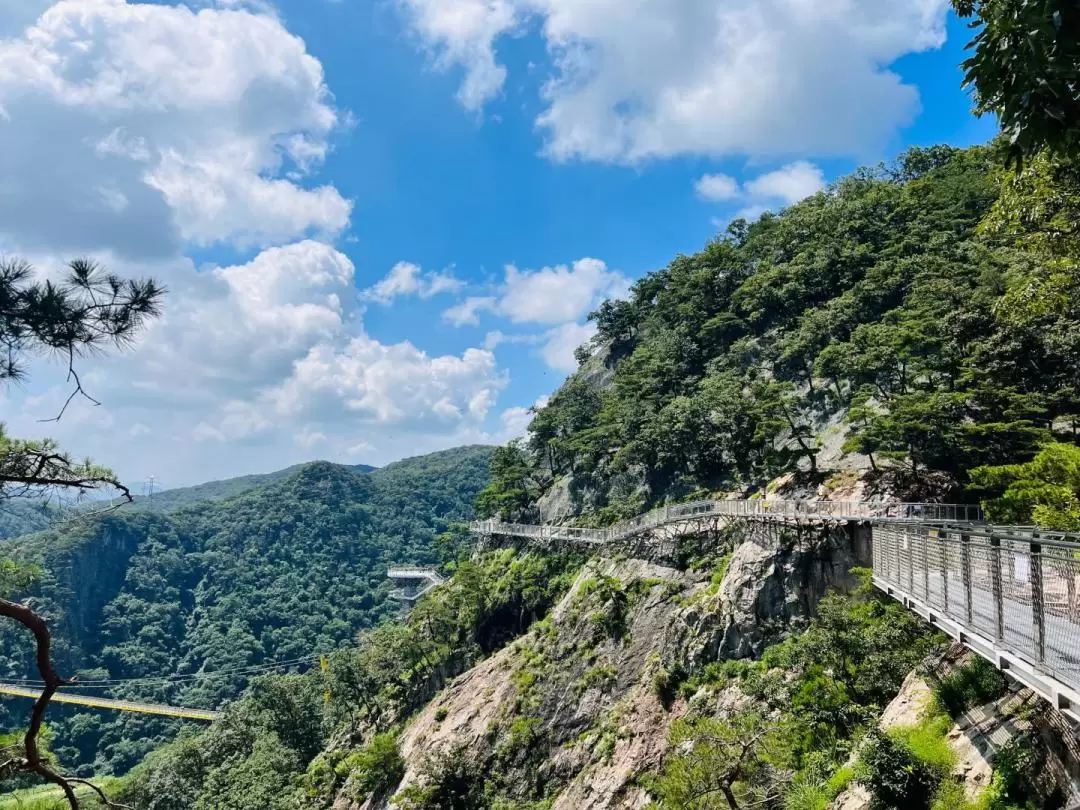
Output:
[
  {"xmin": 0, "ymin": 447, "xmax": 493, "ymax": 776},
  {"xmin": 478, "ymin": 141, "xmax": 1080, "ymax": 522}
]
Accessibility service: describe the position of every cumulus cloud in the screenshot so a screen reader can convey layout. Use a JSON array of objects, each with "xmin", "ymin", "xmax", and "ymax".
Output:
[
  {"xmin": 443, "ymin": 296, "xmax": 499, "ymax": 326},
  {"xmin": 743, "ymin": 161, "xmax": 826, "ymax": 205},
  {"xmin": 540, "ymin": 321, "xmax": 596, "ymax": 372},
  {"xmin": 0, "ymin": 0, "xmax": 351, "ymax": 258},
  {"xmin": 396, "ymin": 0, "xmax": 517, "ymax": 110},
  {"xmin": 443, "ymin": 258, "xmax": 629, "ymax": 327},
  {"xmin": 499, "ymin": 406, "xmax": 534, "ymax": 439},
  {"xmin": 695, "ymin": 173, "xmax": 740, "ymax": 201},
  {"xmin": 499, "ymin": 259, "xmax": 630, "ymax": 324},
  {"xmin": 397, "ymin": 0, "xmax": 948, "ymax": 162},
  {"xmin": 363, "ymin": 261, "xmax": 465, "ymax": 304},
  {"xmin": 698, "ymin": 161, "xmax": 827, "ymax": 222},
  {"xmin": 5, "ymin": 242, "xmax": 507, "ymax": 484}
]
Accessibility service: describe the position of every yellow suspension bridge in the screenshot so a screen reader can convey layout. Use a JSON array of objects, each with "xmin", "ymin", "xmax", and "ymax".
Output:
[
  {"xmin": 0, "ymin": 653, "xmax": 329, "ymax": 722},
  {"xmin": 0, "ymin": 683, "xmax": 220, "ymax": 722}
]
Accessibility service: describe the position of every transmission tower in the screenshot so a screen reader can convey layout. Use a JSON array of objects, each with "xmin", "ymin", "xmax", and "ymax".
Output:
[{"xmin": 143, "ymin": 475, "xmax": 158, "ymax": 507}]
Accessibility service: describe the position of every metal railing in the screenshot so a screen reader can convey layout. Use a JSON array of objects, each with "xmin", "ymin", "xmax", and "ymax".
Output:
[
  {"xmin": 873, "ymin": 523, "xmax": 1080, "ymax": 712},
  {"xmin": 472, "ymin": 498, "xmax": 1080, "ymax": 713},
  {"xmin": 471, "ymin": 499, "xmax": 983, "ymax": 546}
]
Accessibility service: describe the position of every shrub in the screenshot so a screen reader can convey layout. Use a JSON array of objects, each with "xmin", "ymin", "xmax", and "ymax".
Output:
[
  {"xmin": 935, "ymin": 657, "xmax": 1009, "ymax": 717},
  {"xmin": 858, "ymin": 728, "xmax": 942, "ymax": 810},
  {"xmin": 783, "ymin": 782, "xmax": 831, "ymax": 810},
  {"xmin": 651, "ymin": 662, "xmax": 688, "ymax": 709},
  {"xmin": 395, "ymin": 742, "xmax": 488, "ymax": 810},
  {"xmin": 892, "ymin": 713, "xmax": 955, "ymax": 779},
  {"xmin": 339, "ymin": 732, "xmax": 404, "ymax": 802}
]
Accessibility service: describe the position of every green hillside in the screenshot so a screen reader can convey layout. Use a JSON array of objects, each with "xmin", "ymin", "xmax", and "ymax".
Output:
[
  {"xmin": 478, "ymin": 142, "xmax": 1080, "ymax": 523},
  {"xmin": 0, "ymin": 446, "xmax": 492, "ymax": 775}
]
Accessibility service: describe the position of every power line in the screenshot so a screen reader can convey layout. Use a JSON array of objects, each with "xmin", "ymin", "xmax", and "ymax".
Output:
[{"xmin": 11, "ymin": 654, "xmax": 324, "ymax": 690}]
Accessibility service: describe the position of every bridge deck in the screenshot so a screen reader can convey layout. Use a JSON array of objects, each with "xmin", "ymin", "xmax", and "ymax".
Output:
[
  {"xmin": 471, "ymin": 499, "xmax": 1080, "ymax": 721},
  {"xmin": 0, "ymin": 683, "xmax": 220, "ymax": 721}
]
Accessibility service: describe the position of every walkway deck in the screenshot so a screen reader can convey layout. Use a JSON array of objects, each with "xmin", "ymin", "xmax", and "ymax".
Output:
[{"xmin": 472, "ymin": 499, "xmax": 1080, "ymax": 721}]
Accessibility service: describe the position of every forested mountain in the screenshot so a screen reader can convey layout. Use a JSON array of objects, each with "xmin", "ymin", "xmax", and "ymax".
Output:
[
  {"xmin": 0, "ymin": 461, "xmax": 379, "ymax": 540},
  {"xmin": 0, "ymin": 446, "xmax": 492, "ymax": 776},
  {"xmin": 120, "ymin": 463, "xmax": 372, "ymax": 514},
  {"xmin": 89, "ymin": 139, "xmax": 1080, "ymax": 810},
  {"xmin": 478, "ymin": 141, "xmax": 1080, "ymax": 525}
]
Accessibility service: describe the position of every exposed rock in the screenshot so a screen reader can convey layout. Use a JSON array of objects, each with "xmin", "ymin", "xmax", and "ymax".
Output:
[
  {"xmin": 674, "ymin": 522, "xmax": 870, "ymax": 666},
  {"xmin": 537, "ymin": 475, "xmax": 577, "ymax": 524},
  {"xmin": 877, "ymin": 671, "xmax": 935, "ymax": 730},
  {"xmin": 831, "ymin": 784, "xmax": 872, "ymax": 810},
  {"xmin": 348, "ymin": 529, "xmax": 867, "ymax": 810}
]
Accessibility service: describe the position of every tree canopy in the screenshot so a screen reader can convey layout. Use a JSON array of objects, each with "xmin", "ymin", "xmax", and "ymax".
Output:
[{"xmin": 953, "ymin": 0, "xmax": 1080, "ymax": 165}]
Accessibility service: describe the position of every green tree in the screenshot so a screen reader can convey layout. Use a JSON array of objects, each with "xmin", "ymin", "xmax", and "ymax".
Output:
[
  {"xmin": 648, "ymin": 710, "xmax": 788, "ymax": 810},
  {"xmin": 971, "ymin": 442, "xmax": 1080, "ymax": 530},
  {"xmin": 0, "ymin": 257, "xmax": 162, "ymax": 808},
  {"xmin": 475, "ymin": 441, "xmax": 540, "ymax": 521},
  {"xmin": 953, "ymin": 0, "xmax": 1080, "ymax": 164}
]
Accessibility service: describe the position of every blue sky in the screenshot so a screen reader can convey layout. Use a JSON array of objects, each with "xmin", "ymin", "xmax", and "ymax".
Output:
[{"xmin": 0, "ymin": 0, "xmax": 998, "ymax": 489}]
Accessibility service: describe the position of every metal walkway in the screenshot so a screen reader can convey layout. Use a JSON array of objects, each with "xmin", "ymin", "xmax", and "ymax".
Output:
[
  {"xmin": 471, "ymin": 498, "xmax": 1080, "ymax": 722},
  {"xmin": 0, "ymin": 683, "xmax": 220, "ymax": 721},
  {"xmin": 387, "ymin": 566, "xmax": 446, "ymax": 602}
]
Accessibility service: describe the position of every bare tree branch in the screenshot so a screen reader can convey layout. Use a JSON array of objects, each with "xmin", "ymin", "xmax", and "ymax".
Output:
[
  {"xmin": 38, "ymin": 351, "xmax": 102, "ymax": 424},
  {"xmin": 0, "ymin": 595, "xmax": 79, "ymax": 809}
]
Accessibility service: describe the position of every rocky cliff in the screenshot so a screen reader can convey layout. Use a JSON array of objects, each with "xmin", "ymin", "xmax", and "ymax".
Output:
[{"xmin": 334, "ymin": 520, "xmax": 873, "ymax": 809}]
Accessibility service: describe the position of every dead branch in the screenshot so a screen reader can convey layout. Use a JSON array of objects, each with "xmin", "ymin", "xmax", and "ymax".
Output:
[{"xmin": 0, "ymin": 595, "xmax": 80, "ymax": 809}]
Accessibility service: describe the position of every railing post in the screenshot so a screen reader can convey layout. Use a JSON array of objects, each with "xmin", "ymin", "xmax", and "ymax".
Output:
[
  {"xmin": 906, "ymin": 527, "xmax": 915, "ymax": 594},
  {"xmin": 1030, "ymin": 540, "xmax": 1046, "ymax": 664},
  {"xmin": 991, "ymin": 537, "xmax": 1004, "ymax": 643},
  {"xmin": 961, "ymin": 533, "xmax": 973, "ymax": 626},
  {"xmin": 921, "ymin": 531, "xmax": 930, "ymax": 601},
  {"xmin": 940, "ymin": 530, "xmax": 949, "ymax": 611}
]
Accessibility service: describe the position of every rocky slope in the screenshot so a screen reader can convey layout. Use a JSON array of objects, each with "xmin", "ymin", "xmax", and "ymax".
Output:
[{"xmin": 336, "ymin": 519, "xmax": 872, "ymax": 809}]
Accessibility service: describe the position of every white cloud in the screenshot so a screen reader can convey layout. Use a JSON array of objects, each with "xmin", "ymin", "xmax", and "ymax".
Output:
[
  {"xmin": 443, "ymin": 296, "xmax": 498, "ymax": 326},
  {"xmin": 363, "ymin": 261, "xmax": 465, "ymax": 305},
  {"xmin": 444, "ymin": 258, "xmax": 629, "ymax": 328},
  {"xmin": 695, "ymin": 173, "xmax": 739, "ymax": 201},
  {"xmin": 0, "ymin": 0, "xmax": 351, "ymax": 258},
  {"xmin": 500, "ymin": 258, "xmax": 629, "ymax": 324},
  {"xmin": 731, "ymin": 204, "xmax": 770, "ymax": 224},
  {"xmin": 265, "ymin": 340, "xmax": 505, "ymax": 426},
  {"xmin": 0, "ymin": 3, "xmax": 518, "ymax": 488},
  {"xmin": 396, "ymin": 0, "xmax": 517, "ymax": 110},
  {"xmin": 540, "ymin": 321, "xmax": 596, "ymax": 372},
  {"xmin": 499, "ymin": 406, "xmax": 533, "ymax": 439},
  {"xmin": 743, "ymin": 161, "xmax": 825, "ymax": 205},
  {"xmin": 4, "ymin": 242, "xmax": 507, "ymax": 485},
  {"xmin": 397, "ymin": 0, "xmax": 948, "ymax": 163},
  {"xmin": 700, "ymin": 161, "xmax": 827, "ymax": 222}
]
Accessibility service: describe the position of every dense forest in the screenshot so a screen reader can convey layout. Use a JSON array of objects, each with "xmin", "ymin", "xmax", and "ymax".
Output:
[
  {"xmin": 478, "ymin": 142, "xmax": 1080, "ymax": 529},
  {"xmin": 3, "ymin": 2, "xmax": 1079, "ymax": 803},
  {"xmin": 37, "ymin": 136, "xmax": 1073, "ymax": 810},
  {"xmin": 0, "ymin": 446, "xmax": 492, "ymax": 776}
]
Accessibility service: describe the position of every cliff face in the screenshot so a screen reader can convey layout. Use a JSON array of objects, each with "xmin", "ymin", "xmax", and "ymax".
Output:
[{"xmin": 335, "ymin": 522, "xmax": 872, "ymax": 809}]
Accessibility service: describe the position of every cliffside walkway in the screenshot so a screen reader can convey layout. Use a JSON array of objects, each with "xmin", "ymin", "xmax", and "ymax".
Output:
[
  {"xmin": 472, "ymin": 499, "xmax": 1080, "ymax": 722},
  {"xmin": 0, "ymin": 683, "xmax": 220, "ymax": 721},
  {"xmin": 387, "ymin": 566, "xmax": 446, "ymax": 603}
]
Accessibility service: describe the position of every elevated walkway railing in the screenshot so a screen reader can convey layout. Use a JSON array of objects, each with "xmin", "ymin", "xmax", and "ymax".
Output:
[
  {"xmin": 471, "ymin": 499, "xmax": 983, "ymax": 545},
  {"xmin": 471, "ymin": 498, "xmax": 1080, "ymax": 718},
  {"xmin": 873, "ymin": 522, "xmax": 1080, "ymax": 719}
]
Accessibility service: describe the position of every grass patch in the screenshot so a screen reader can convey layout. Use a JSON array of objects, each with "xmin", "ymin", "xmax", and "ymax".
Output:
[{"xmin": 935, "ymin": 657, "xmax": 1009, "ymax": 717}]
